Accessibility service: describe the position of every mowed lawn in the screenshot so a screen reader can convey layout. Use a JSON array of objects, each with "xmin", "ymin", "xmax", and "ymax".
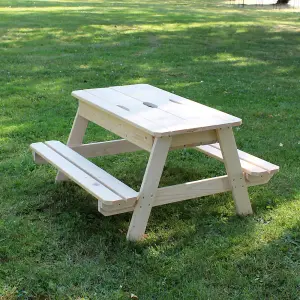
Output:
[{"xmin": 1, "ymin": 0, "xmax": 300, "ymax": 298}]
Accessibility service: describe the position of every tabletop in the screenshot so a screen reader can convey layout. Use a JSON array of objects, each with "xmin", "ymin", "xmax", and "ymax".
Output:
[{"xmin": 72, "ymin": 84, "xmax": 242, "ymax": 137}]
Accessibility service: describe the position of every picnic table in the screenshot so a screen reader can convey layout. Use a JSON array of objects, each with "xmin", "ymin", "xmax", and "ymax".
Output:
[{"xmin": 30, "ymin": 84, "xmax": 279, "ymax": 241}]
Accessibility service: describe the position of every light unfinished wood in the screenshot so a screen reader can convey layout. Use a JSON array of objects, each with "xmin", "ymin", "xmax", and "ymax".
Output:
[
  {"xmin": 86, "ymin": 88, "xmax": 184, "ymax": 132},
  {"xmin": 70, "ymin": 139, "xmax": 279, "ymax": 178},
  {"xmin": 211, "ymin": 143, "xmax": 279, "ymax": 174},
  {"xmin": 79, "ymin": 102, "xmax": 154, "ymax": 151},
  {"xmin": 56, "ymin": 109, "xmax": 89, "ymax": 182},
  {"xmin": 99, "ymin": 176, "xmax": 231, "ymax": 215},
  {"xmin": 110, "ymin": 84, "xmax": 242, "ymax": 134},
  {"xmin": 195, "ymin": 143, "xmax": 279, "ymax": 176},
  {"xmin": 46, "ymin": 141, "xmax": 138, "ymax": 204},
  {"xmin": 155, "ymin": 173, "xmax": 274, "ymax": 205},
  {"xmin": 156, "ymin": 176, "xmax": 230, "ymax": 205},
  {"xmin": 112, "ymin": 84, "xmax": 241, "ymax": 125},
  {"xmin": 217, "ymin": 127, "xmax": 253, "ymax": 215},
  {"xmin": 34, "ymin": 139, "xmax": 141, "ymax": 163},
  {"xmin": 71, "ymin": 140, "xmax": 142, "ymax": 158},
  {"xmin": 31, "ymin": 138, "xmax": 276, "ymax": 217},
  {"xmin": 96, "ymin": 172, "xmax": 276, "ymax": 215},
  {"xmin": 74, "ymin": 89, "xmax": 163, "ymax": 136},
  {"xmin": 30, "ymin": 142, "xmax": 122, "ymax": 202},
  {"xmin": 99, "ymin": 203, "xmax": 135, "ymax": 216},
  {"xmin": 67, "ymin": 110, "xmax": 89, "ymax": 147},
  {"xmin": 98, "ymin": 200, "xmax": 136, "ymax": 216},
  {"xmin": 30, "ymin": 84, "xmax": 280, "ymax": 240},
  {"xmin": 245, "ymin": 173, "xmax": 272, "ymax": 184},
  {"xmin": 127, "ymin": 136, "xmax": 172, "ymax": 241},
  {"xmin": 196, "ymin": 145, "xmax": 268, "ymax": 176},
  {"xmin": 99, "ymin": 200, "xmax": 135, "ymax": 211},
  {"xmin": 72, "ymin": 84, "xmax": 242, "ymax": 137},
  {"xmin": 171, "ymin": 130, "xmax": 217, "ymax": 148},
  {"xmin": 69, "ymin": 130, "xmax": 217, "ymax": 159},
  {"xmin": 32, "ymin": 152, "xmax": 47, "ymax": 164}
]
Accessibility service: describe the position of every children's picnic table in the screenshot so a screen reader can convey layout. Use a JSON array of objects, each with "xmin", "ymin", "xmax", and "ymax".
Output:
[{"xmin": 31, "ymin": 84, "xmax": 279, "ymax": 241}]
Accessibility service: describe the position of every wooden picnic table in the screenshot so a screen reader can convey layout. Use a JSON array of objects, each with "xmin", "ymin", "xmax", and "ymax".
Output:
[{"xmin": 31, "ymin": 84, "xmax": 279, "ymax": 241}]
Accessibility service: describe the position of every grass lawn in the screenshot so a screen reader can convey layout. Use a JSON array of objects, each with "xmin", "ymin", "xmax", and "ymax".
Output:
[{"xmin": 1, "ymin": 0, "xmax": 300, "ymax": 298}]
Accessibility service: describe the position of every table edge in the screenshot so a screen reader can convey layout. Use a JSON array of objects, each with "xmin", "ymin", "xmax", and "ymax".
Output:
[{"xmin": 72, "ymin": 90, "xmax": 242, "ymax": 137}]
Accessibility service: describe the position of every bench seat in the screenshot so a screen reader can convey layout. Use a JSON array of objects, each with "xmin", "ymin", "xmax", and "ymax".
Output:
[
  {"xmin": 195, "ymin": 143, "xmax": 279, "ymax": 178},
  {"xmin": 98, "ymin": 143, "xmax": 280, "ymax": 216},
  {"xmin": 30, "ymin": 141, "xmax": 138, "ymax": 209},
  {"xmin": 30, "ymin": 140, "xmax": 279, "ymax": 217}
]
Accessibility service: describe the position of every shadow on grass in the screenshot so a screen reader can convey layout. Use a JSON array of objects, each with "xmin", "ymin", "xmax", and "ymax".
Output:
[{"xmin": 4, "ymin": 167, "xmax": 297, "ymax": 298}]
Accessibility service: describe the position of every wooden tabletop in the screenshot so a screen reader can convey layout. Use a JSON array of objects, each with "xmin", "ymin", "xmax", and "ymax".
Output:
[{"xmin": 72, "ymin": 84, "xmax": 242, "ymax": 137}]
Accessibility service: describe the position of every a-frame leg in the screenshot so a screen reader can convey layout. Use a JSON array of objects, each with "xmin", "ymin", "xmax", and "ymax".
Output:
[
  {"xmin": 127, "ymin": 136, "xmax": 172, "ymax": 241},
  {"xmin": 56, "ymin": 109, "xmax": 89, "ymax": 182},
  {"xmin": 217, "ymin": 127, "xmax": 253, "ymax": 215}
]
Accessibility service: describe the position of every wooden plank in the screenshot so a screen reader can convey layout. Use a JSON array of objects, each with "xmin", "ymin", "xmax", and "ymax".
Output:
[
  {"xmin": 70, "ymin": 131, "xmax": 216, "ymax": 159},
  {"xmin": 217, "ymin": 128, "xmax": 253, "ymax": 215},
  {"xmin": 79, "ymin": 102, "xmax": 154, "ymax": 151},
  {"xmin": 155, "ymin": 173, "xmax": 274, "ymax": 205},
  {"xmin": 32, "ymin": 152, "xmax": 47, "ymax": 164},
  {"xmin": 171, "ymin": 130, "xmax": 217, "ymax": 148},
  {"xmin": 56, "ymin": 109, "xmax": 89, "ymax": 182},
  {"xmin": 98, "ymin": 204, "xmax": 135, "ymax": 216},
  {"xmin": 73, "ymin": 90, "xmax": 164, "ymax": 136},
  {"xmin": 245, "ymin": 173, "xmax": 272, "ymax": 185},
  {"xmin": 99, "ymin": 200, "xmax": 136, "ymax": 211},
  {"xmin": 211, "ymin": 143, "xmax": 279, "ymax": 174},
  {"xmin": 96, "ymin": 173, "xmax": 274, "ymax": 215},
  {"xmin": 98, "ymin": 201, "xmax": 136, "ymax": 216},
  {"xmin": 46, "ymin": 141, "xmax": 138, "ymax": 203},
  {"xmin": 71, "ymin": 140, "xmax": 142, "ymax": 158},
  {"xmin": 127, "ymin": 136, "xmax": 172, "ymax": 241},
  {"xmin": 195, "ymin": 144, "xmax": 268, "ymax": 176},
  {"xmin": 155, "ymin": 176, "xmax": 230, "ymax": 205},
  {"xmin": 86, "ymin": 88, "xmax": 184, "ymax": 132},
  {"xmin": 111, "ymin": 84, "xmax": 242, "ymax": 133},
  {"xmin": 30, "ymin": 142, "xmax": 122, "ymax": 203},
  {"xmin": 67, "ymin": 110, "xmax": 89, "ymax": 147},
  {"xmin": 73, "ymin": 85, "xmax": 242, "ymax": 136}
]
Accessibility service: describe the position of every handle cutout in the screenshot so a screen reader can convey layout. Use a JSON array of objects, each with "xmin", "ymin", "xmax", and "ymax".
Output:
[
  {"xmin": 143, "ymin": 102, "xmax": 157, "ymax": 108},
  {"xmin": 117, "ymin": 105, "xmax": 130, "ymax": 111},
  {"xmin": 169, "ymin": 99, "xmax": 182, "ymax": 104}
]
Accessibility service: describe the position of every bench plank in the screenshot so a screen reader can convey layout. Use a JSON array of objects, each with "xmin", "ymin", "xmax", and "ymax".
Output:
[
  {"xmin": 30, "ymin": 142, "xmax": 122, "ymax": 203},
  {"xmin": 195, "ymin": 144, "xmax": 269, "ymax": 176},
  {"xmin": 211, "ymin": 143, "xmax": 279, "ymax": 174},
  {"xmin": 45, "ymin": 141, "xmax": 138, "ymax": 202}
]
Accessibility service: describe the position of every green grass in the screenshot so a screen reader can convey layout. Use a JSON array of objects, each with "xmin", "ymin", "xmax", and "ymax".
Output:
[{"xmin": 1, "ymin": 0, "xmax": 300, "ymax": 298}]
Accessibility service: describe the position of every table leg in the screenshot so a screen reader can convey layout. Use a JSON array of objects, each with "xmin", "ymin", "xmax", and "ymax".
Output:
[
  {"xmin": 127, "ymin": 136, "xmax": 172, "ymax": 241},
  {"xmin": 216, "ymin": 127, "xmax": 253, "ymax": 215},
  {"xmin": 56, "ymin": 109, "xmax": 89, "ymax": 182}
]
